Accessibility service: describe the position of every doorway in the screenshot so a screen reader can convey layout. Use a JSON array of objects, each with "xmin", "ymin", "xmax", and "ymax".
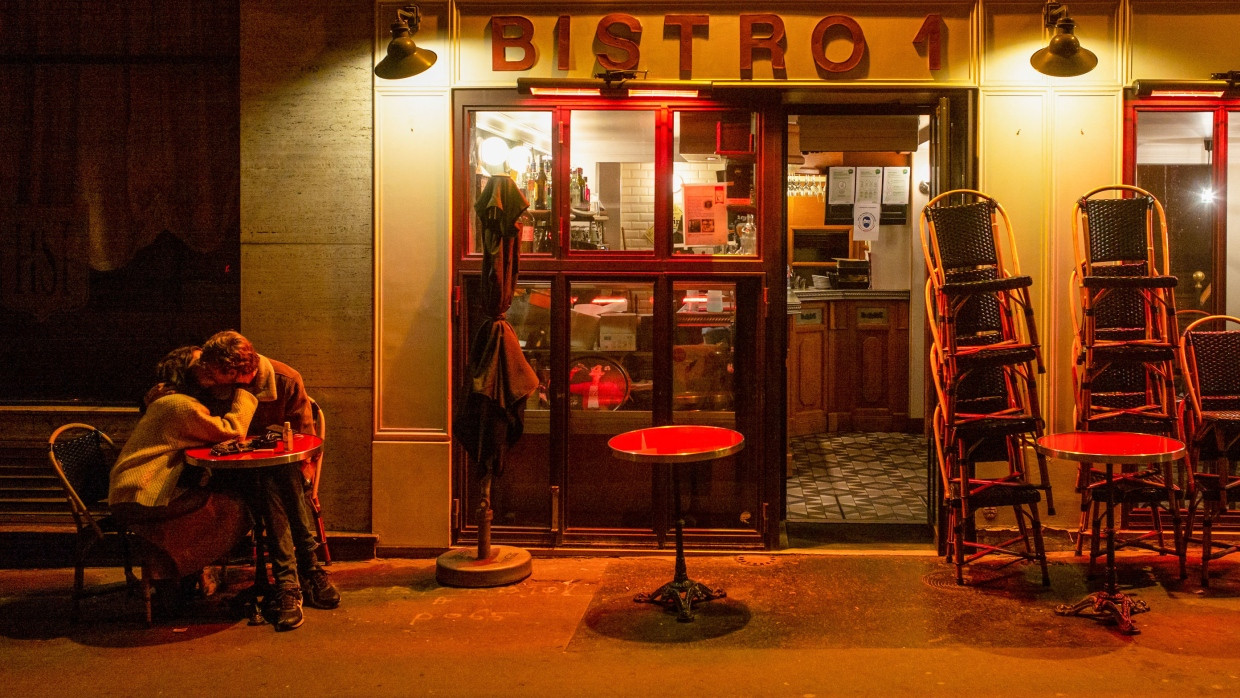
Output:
[{"xmin": 781, "ymin": 93, "xmax": 972, "ymax": 541}]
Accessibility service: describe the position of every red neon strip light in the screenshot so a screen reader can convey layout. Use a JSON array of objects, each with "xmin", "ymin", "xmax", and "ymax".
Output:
[
  {"xmin": 628, "ymin": 89, "xmax": 699, "ymax": 98},
  {"xmin": 529, "ymin": 87, "xmax": 601, "ymax": 96}
]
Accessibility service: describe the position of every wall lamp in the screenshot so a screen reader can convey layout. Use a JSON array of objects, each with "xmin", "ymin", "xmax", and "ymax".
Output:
[
  {"xmin": 1132, "ymin": 72, "xmax": 1240, "ymax": 98},
  {"xmin": 374, "ymin": 4, "xmax": 437, "ymax": 79},
  {"xmin": 1029, "ymin": 2, "xmax": 1097, "ymax": 77},
  {"xmin": 517, "ymin": 71, "xmax": 710, "ymax": 99}
]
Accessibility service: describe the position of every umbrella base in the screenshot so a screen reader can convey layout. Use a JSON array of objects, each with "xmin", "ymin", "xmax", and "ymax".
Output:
[{"xmin": 435, "ymin": 545, "xmax": 532, "ymax": 588}]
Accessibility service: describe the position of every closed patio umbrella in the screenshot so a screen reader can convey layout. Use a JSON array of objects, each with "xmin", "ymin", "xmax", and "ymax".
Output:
[{"xmin": 440, "ymin": 173, "xmax": 539, "ymax": 587}]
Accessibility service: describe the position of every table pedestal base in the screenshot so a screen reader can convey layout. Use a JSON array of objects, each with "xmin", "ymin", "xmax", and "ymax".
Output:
[
  {"xmin": 635, "ymin": 578, "xmax": 725, "ymax": 623},
  {"xmin": 435, "ymin": 545, "xmax": 532, "ymax": 588},
  {"xmin": 1055, "ymin": 590, "xmax": 1149, "ymax": 634}
]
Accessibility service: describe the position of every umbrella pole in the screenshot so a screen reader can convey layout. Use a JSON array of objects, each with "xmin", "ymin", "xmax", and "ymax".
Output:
[{"xmin": 477, "ymin": 474, "xmax": 493, "ymax": 561}]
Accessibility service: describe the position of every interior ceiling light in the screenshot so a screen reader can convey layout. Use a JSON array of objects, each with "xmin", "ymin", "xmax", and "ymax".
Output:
[
  {"xmin": 375, "ymin": 4, "xmax": 437, "ymax": 80},
  {"xmin": 1030, "ymin": 2, "xmax": 1098, "ymax": 78}
]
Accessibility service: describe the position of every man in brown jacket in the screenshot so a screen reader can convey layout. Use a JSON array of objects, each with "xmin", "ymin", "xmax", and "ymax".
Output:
[{"xmin": 193, "ymin": 331, "xmax": 339, "ymax": 631}]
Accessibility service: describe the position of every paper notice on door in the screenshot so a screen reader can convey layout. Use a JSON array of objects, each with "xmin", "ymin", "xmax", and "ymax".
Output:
[
  {"xmin": 683, "ymin": 183, "xmax": 728, "ymax": 247},
  {"xmin": 828, "ymin": 167, "xmax": 856, "ymax": 205},
  {"xmin": 856, "ymin": 167, "xmax": 883, "ymax": 204},
  {"xmin": 853, "ymin": 203, "xmax": 881, "ymax": 241},
  {"xmin": 882, "ymin": 167, "xmax": 911, "ymax": 205}
]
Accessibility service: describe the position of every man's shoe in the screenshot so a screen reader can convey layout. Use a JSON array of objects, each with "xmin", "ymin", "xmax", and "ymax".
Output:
[
  {"xmin": 268, "ymin": 586, "xmax": 304, "ymax": 631},
  {"xmin": 300, "ymin": 567, "xmax": 341, "ymax": 609}
]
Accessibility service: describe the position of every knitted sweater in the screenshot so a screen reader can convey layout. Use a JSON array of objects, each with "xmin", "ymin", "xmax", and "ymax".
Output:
[{"xmin": 108, "ymin": 390, "xmax": 258, "ymax": 508}]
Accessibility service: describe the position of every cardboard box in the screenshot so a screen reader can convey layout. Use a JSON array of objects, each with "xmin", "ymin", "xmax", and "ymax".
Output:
[
  {"xmin": 570, "ymin": 309, "xmax": 600, "ymax": 350},
  {"xmin": 598, "ymin": 313, "xmax": 638, "ymax": 351}
]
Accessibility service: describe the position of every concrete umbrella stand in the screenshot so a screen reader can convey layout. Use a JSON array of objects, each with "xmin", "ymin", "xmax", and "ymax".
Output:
[{"xmin": 435, "ymin": 474, "xmax": 531, "ymax": 587}]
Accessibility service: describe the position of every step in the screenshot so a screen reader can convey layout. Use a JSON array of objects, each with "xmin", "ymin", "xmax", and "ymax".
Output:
[{"xmin": 0, "ymin": 526, "xmax": 378, "ymax": 567}]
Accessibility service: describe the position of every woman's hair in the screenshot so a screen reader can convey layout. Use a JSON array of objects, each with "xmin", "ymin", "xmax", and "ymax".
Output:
[
  {"xmin": 200, "ymin": 330, "xmax": 259, "ymax": 375},
  {"xmin": 155, "ymin": 346, "xmax": 201, "ymax": 390}
]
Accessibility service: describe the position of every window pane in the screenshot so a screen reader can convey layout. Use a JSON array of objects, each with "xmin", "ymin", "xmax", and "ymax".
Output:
[
  {"xmin": 1228, "ymin": 112, "xmax": 1240, "ymax": 317},
  {"xmin": 1134, "ymin": 110, "xmax": 1216, "ymax": 315},
  {"xmin": 673, "ymin": 111, "xmax": 757, "ymax": 256},
  {"xmin": 468, "ymin": 111, "xmax": 553, "ymax": 256},
  {"xmin": 462, "ymin": 279, "xmax": 551, "ymax": 529},
  {"xmin": 569, "ymin": 110, "xmax": 655, "ymax": 252},
  {"xmin": 565, "ymin": 281, "xmax": 654, "ymax": 529},
  {"xmin": 671, "ymin": 282, "xmax": 757, "ymax": 532}
]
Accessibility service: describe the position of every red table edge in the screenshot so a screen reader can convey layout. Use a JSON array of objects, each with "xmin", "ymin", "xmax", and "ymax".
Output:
[
  {"xmin": 1033, "ymin": 431, "xmax": 1186, "ymax": 464},
  {"xmin": 608, "ymin": 425, "xmax": 745, "ymax": 465},
  {"xmin": 185, "ymin": 433, "xmax": 322, "ymax": 468}
]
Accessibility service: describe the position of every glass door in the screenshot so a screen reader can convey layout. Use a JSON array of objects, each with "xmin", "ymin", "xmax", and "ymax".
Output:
[
  {"xmin": 1131, "ymin": 110, "xmax": 1219, "ymax": 318},
  {"xmin": 1127, "ymin": 102, "xmax": 1240, "ymax": 322}
]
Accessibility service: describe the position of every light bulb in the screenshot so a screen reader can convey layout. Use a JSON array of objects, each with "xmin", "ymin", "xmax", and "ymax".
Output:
[{"xmin": 479, "ymin": 136, "xmax": 510, "ymax": 168}]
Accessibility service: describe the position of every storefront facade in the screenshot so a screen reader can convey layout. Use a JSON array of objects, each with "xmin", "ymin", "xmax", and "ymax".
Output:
[{"xmin": 367, "ymin": 0, "xmax": 1240, "ymax": 551}]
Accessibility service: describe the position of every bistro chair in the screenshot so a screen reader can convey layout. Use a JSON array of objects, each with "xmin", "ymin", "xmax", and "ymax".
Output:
[
  {"xmin": 309, "ymin": 399, "xmax": 330, "ymax": 564},
  {"xmin": 920, "ymin": 191, "xmax": 1052, "ymax": 513},
  {"xmin": 47, "ymin": 423, "xmax": 143, "ymax": 622},
  {"xmin": 931, "ymin": 397, "xmax": 1050, "ymax": 586},
  {"xmin": 1070, "ymin": 185, "xmax": 1179, "ymax": 432},
  {"xmin": 1178, "ymin": 314, "xmax": 1240, "ymax": 586},
  {"xmin": 920, "ymin": 190, "xmax": 1044, "ymax": 383}
]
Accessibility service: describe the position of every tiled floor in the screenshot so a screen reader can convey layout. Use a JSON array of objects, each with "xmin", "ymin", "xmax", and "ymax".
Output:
[{"xmin": 787, "ymin": 432, "xmax": 929, "ymax": 523}]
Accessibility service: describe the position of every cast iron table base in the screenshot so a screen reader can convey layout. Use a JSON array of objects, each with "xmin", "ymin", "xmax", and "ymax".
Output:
[{"xmin": 634, "ymin": 474, "xmax": 725, "ymax": 622}]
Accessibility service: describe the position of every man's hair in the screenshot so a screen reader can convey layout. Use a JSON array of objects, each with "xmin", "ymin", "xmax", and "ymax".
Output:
[
  {"xmin": 200, "ymin": 330, "xmax": 259, "ymax": 374},
  {"xmin": 156, "ymin": 346, "xmax": 201, "ymax": 390}
]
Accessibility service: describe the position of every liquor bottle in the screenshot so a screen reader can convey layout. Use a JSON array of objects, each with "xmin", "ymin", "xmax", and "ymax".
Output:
[
  {"xmin": 534, "ymin": 155, "xmax": 547, "ymax": 210},
  {"xmin": 582, "ymin": 176, "xmax": 590, "ymax": 205},
  {"xmin": 569, "ymin": 167, "xmax": 583, "ymax": 208},
  {"xmin": 544, "ymin": 159, "xmax": 553, "ymax": 212},
  {"xmin": 525, "ymin": 158, "xmax": 538, "ymax": 204}
]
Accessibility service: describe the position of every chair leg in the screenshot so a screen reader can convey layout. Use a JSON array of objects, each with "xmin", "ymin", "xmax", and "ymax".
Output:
[
  {"xmin": 140, "ymin": 569, "xmax": 152, "ymax": 627},
  {"xmin": 954, "ymin": 504, "xmax": 967, "ymax": 585},
  {"xmin": 1075, "ymin": 489, "xmax": 1092, "ymax": 556},
  {"xmin": 1201, "ymin": 517, "xmax": 1213, "ymax": 588},
  {"xmin": 1168, "ymin": 495, "xmax": 1186, "ymax": 580},
  {"xmin": 1088, "ymin": 500, "xmax": 1103, "ymax": 579},
  {"xmin": 314, "ymin": 511, "xmax": 331, "ymax": 566},
  {"xmin": 72, "ymin": 549, "xmax": 85, "ymax": 624}
]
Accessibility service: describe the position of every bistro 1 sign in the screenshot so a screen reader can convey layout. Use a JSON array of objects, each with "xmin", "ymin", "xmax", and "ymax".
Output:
[{"xmin": 491, "ymin": 13, "xmax": 944, "ymax": 75}]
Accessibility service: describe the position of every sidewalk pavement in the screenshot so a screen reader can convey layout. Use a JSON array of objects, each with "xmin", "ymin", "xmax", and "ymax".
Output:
[{"xmin": 2, "ymin": 549, "xmax": 1239, "ymax": 697}]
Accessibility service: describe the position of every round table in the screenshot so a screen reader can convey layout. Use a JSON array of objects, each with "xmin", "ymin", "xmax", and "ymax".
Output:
[
  {"xmin": 1034, "ymin": 431, "xmax": 1186, "ymax": 634},
  {"xmin": 185, "ymin": 433, "xmax": 322, "ymax": 469},
  {"xmin": 608, "ymin": 424, "xmax": 745, "ymax": 622}
]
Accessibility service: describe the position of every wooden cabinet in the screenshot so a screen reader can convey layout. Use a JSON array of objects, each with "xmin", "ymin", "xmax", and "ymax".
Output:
[{"xmin": 788, "ymin": 293, "xmax": 910, "ymax": 436}]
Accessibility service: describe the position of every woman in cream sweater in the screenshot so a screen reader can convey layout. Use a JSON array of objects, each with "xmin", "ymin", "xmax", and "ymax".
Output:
[{"xmin": 108, "ymin": 346, "xmax": 258, "ymax": 522}]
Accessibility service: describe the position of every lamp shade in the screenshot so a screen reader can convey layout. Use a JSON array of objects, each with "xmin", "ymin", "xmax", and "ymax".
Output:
[
  {"xmin": 1030, "ymin": 17, "xmax": 1097, "ymax": 77},
  {"xmin": 375, "ymin": 21, "xmax": 437, "ymax": 79}
]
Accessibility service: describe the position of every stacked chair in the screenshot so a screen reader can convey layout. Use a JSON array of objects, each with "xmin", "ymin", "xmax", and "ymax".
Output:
[
  {"xmin": 920, "ymin": 189, "xmax": 1050, "ymax": 586},
  {"xmin": 1178, "ymin": 314, "xmax": 1240, "ymax": 586},
  {"xmin": 1069, "ymin": 185, "xmax": 1185, "ymax": 579}
]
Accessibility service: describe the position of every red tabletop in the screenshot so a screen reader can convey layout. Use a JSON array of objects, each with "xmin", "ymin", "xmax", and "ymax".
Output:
[
  {"xmin": 608, "ymin": 425, "xmax": 744, "ymax": 464},
  {"xmin": 1034, "ymin": 431, "xmax": 1185, "ymax": 465},
  {"xmin": 185, "ymin": 433, "xmax": 323, "ymax": 469}
]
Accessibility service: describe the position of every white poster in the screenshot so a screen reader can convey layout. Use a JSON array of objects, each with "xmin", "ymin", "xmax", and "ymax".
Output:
[
  {"xmin": 828, "ymin": 167, "xmax": 856, "ymax": 205},
  {"xmin": 682, "ymin": 183, "xmax": 728, "ymax": 247},
  {"xmin": 855, "ymin": 167, "xmax": 883, "ymax": 204},
  {"xmin": 882, "ymin": 167, "xmax": 911, "ymax": 205},
  {"xmin": 853, "ymin": 203, "xmax": 881, "ymax": 241}
]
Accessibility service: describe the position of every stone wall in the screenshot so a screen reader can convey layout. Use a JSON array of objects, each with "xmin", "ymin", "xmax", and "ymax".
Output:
[{"xmin": 240, "ymin": 0, "xmax": 374, "ymax": 531}]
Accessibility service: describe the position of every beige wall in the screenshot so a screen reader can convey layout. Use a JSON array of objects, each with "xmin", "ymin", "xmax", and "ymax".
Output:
[
  {"xmin": 241, "ymin": 1, "xmax": 375, "ymax": 531},
  {"xmin": 361, "ymin": 1, "xmax": 1240, "ymax": 542}
]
